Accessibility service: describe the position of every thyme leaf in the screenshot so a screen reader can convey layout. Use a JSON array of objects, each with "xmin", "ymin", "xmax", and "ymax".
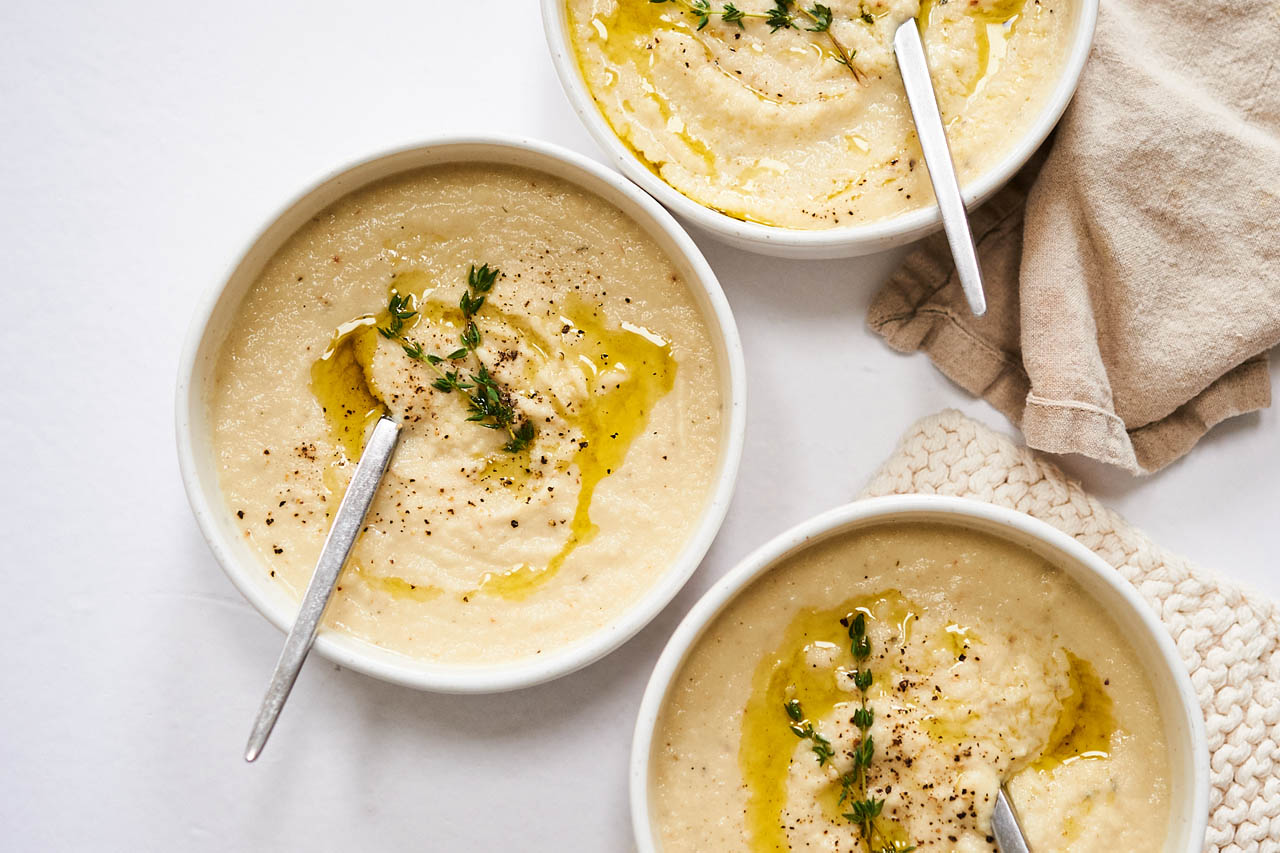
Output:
[
  {"xmin": 765, "ymin": 0, "xmax": 797, "ymax": 31},
  {"xmin": 780, "ymin": 613, "xmax": 917, "ymax": 853},
  {"xmin": 651, "ymin": 0, "xmax": 864, "ymax": 81},
  {"xmin": 381, "ymin": 264, "xmax": 534, "ymax": 454},
  {"xmin": 805, "ymin": 3, "xmax": 833, "ymax": 32},
  {"xmin": 831, "ymin": 612, "xmax": 917, "ymax": 853},
  {"xmin": 784, "ymin": 698, "xmax": 836, "ymax": 764}
]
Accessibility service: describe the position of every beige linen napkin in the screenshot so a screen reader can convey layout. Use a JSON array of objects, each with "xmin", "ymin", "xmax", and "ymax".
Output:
[
  {"xmin": 861, "ymin": 410, "xmax": 1279, "ymax": 851},
  {"xmin": 868, "ymin": 0, "xmax": 1280, "ymax": 474}
]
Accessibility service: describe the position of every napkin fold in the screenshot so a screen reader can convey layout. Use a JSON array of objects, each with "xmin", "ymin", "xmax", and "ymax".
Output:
[
  {"xmin": 862, "ymin": 410, "xmax": 1280, "ymax": 851},
  {"xmin": 868, "ymin": 0, "xmax": 1280, "ymax": 474}
]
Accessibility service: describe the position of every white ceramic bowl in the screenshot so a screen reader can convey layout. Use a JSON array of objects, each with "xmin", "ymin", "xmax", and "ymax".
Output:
[
  {"xmin": 542, "ymin": 0, "xmax": 1099, "ymax": 259},
  {"xmin": 175, "ymin": 135, "xmax": 747, "ymax": 693},
  {"xmin": 630, "ymin": 496, "xmax": 1209, "ymax": 851}
]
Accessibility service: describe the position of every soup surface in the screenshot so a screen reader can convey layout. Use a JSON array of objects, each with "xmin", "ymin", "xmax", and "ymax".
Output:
[
  {"xmin": 651, "ymin": 522, "xmax": 1171, "ymax": 851},
  {"xmin": 567, "ymin": 0, "xmax": 1075, "ymax": 228},
  {"xmin": 212, "ymin": 163, "xmax": 723, "ymax": 663}
]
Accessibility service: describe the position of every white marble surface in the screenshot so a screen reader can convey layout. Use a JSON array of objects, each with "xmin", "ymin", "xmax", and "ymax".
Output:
[{"xmin": 2, "ymin": 2, "xmax": 1276, "ymax": 849}]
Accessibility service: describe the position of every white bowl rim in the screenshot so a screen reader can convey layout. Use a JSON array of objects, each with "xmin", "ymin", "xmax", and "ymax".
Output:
[
  {"xmin": 542, "ymin": 0, "xmax": 1100, "ymax": 255},
  {"xmin": 175, "ymin": 133, "xmax": 748, "ymax": 694},
  {"xmin": 628, "ymin": 494, "xmax": 1210, "ymax": 851}
]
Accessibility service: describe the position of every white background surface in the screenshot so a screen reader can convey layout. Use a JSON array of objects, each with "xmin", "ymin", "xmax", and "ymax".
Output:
[{"xmin": 2, "ymin": 2, "xmax": 1276, "ymax": 850}]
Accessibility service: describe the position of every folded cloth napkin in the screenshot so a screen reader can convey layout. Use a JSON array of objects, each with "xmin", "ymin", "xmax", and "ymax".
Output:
[
  {"xmin": 868, "ymin": 0, "xmax": 1280, "ymax": 474},
  {"xmin": 861, "ymin": 410, "xmax": 1279, "ymax": 851}
]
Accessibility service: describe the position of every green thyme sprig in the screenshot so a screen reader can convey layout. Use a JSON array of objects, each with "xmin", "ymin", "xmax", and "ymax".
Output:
[
  {"xmin": 784, "ymin": 698, "xmax": 836, "ymax": 764},
  {"xmin": 378, "ymin": 293, "xmax": 417, "ymax": 340},
  {"xmin": 834, "ymin": 612, "xmax": 916, "ymax": 853},
  {"xmin": 780, "ymin": 614, "xmax": 915, "ymax": 853},
  {"xmin": 378, "ymin": 264, "xmax": 535, "ymax": 454},
  {"xmin": 651, "ymin": 0, "xmax": 864, "ymax": 81},
  {"xmin": 466, "ymin": 364, "xmax": 536, "ymax": 453}
]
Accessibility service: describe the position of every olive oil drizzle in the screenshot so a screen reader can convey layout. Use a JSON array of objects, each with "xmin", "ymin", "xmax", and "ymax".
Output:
[
  {"xmin": 739, "ymin": 588, "xmax": 1119, "ymax": 850},
  {"xmin": 310, "ymin": 316, "xmax": 386, "ymax": 462},
  {"xmin": 918, "ymin": 0, "xmax": 1027, "ymax": 96},
  {"xmin": 474, "ymin": 297, "xmax": 677, "ymax": 600},
  {"xmin": 309, "ymin": 271, "xmax": 437, "ymax": 462},
  {"xmin": 308, "ymin": 271, "xmax": 677, "ymax": 603},
  {"xmin": 572, "ymin": 0, "xmax": 1030, "ymax": 227},
  {"xmin": 354, "ymin": 566, "xmax": 442, "ymax": 602},
  {"xmin": 575, "ymin": 2, "xmax": 720, "ymax": 172},
  {"xmin": 1033, "ymin": 651, "xmax": 1116, "ymax": 769},
  {"xmin": 740, "ymin": 591, "xmax": 917, "ymax": 852},
  {"xmin": 571, "ymin": 1, "xmax": 792, "ymax": 226}
]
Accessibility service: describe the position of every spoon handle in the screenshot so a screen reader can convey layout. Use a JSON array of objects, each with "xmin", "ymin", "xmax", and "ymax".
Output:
[
  {"xmin": 244, "ymin": 415, "xmax": 401, "ymax": 762},
  {"xmin": 992, "ymin": 786, "xmax": 1032, "ymax": 852},
  {"xmin": 893, "ymin": 20, "xmax": 987, "ymax": 316}
]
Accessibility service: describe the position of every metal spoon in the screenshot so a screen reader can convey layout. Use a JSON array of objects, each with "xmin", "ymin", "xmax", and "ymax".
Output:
[
  {"xmin": 893, "ymin": 19, "xmax": 987, "ymax": 317},
  {"xmin": 992, "ymin": 786, "xmax": 1032, "ymax": 852},
  {"xmin": 244, "ymin": 415, "xmax": 401, "ymax": 762}
]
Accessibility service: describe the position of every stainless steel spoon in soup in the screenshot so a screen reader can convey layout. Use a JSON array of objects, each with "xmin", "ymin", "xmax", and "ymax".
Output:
[
  {"xmin": 992, "ymin": 786, "xmax": 1032, "ymax": 852},
  {"xmin": 244, "ymin": 415, "xmax": 400, "ymax": 761},
  {"xmin": 893, "ymin": 19, "xmax": 987, "ymax": 317}
]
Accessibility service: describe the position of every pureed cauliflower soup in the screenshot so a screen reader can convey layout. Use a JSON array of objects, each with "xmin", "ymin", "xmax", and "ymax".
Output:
[
  {"xmin": 567, "ymin": 0, "xmax": 1075, "ymax": 228},
  {"xmin": 212, "ymin": 163, "xmax": 723, "ymax": 664},
  {"xmin": 651, "ymin": 522, "xmax": 1171, "ymax": 852}
]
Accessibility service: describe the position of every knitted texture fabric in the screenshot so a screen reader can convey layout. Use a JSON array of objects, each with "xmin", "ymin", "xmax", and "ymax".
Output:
[{"xmin": 860, "ymin": 410, "xmax": 1279, "ymax": 852}]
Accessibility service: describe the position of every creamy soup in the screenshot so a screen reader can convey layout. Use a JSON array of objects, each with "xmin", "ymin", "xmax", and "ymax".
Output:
[
  {"xmin": 567, "ymin": 0, "xmax": 1074, "ymax": 228},
  {"xmin": 651, "ymin": 522, "xmax": 1170, "ymax": 851},
  {"xmin": 212, "ymin": 163, "xmax": 724, "ymax": 664}
]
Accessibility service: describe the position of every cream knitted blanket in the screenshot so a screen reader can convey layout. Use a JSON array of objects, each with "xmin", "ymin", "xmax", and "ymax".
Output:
[{"xmin": 860, "ymin": 411, "xmax": 1279, "ymax": 852}]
